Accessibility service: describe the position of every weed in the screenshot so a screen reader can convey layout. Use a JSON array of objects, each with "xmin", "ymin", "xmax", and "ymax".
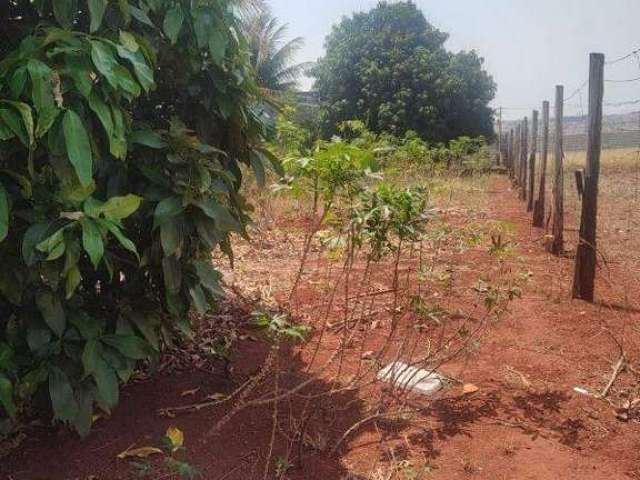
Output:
[
  {"xmin": 125, "ymin": 427, "xmax": 199, "ymax": 479},
  {"xmin": 488, "ymin": 234, "xmax": 514, "ymax": 257},
  {"xmin": 410, "ymin": 296, "xmax": 447, "ymax": 326},
  {"xmin": 275, "ymin": 456, "xmax": 292, "ymax": 478},
  {"xmin": 252, "ymin": 311, "xmax": 311, "ymax": 342}
]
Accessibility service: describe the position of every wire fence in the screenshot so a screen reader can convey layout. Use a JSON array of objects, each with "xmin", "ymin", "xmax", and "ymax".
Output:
[{"xmin": 497, "ymin": 49, "xmax": 640, "ymax": 305}]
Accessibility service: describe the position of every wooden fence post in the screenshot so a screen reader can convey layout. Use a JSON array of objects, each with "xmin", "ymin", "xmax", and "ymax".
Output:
[
  {"xmin": 573, "ymin": 53, "xmax": 605, "ymax": 301},
  {"xmin": 549, "ymin": 86, "xmax": 564, "ymax": 255},
  {"xmin": 533, "ymin": 101, "xmax": 550, "ymax": 227},
  {"xmin": 519, "ymin": 117, "xmax": 528, "ymax": 201},
  {"xmin": 528, "ymin": 110, "xmax": 539, "ymax": 212},
  {"xmin": 514, "ymin": 124, "xmax": 521, "ymax": 184},
  {"xmin": 497, "ymin": 107, "xmax": 503, "ymax": 165},
  {"xmin": 509, "ymin": 129, "xmax": 514, "ymax": 176}
]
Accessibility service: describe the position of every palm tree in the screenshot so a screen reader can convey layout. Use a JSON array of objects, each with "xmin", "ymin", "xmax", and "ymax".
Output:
[{"xmin": 242, "ymin": 5, "xmax": 311, "ymax": 93}]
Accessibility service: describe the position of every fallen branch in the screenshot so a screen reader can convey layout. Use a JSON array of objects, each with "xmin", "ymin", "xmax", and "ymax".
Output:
[
  {"xmin": 158, "ymin": 376, "xmax": 254, "ymax": 417},
  {"xmin": 599, "ymin": 353, "xmax": 626, "ymax": 399}
]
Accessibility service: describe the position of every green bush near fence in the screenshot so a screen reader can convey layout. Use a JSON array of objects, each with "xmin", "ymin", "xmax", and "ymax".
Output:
[{"xmin": 0, "ymin": 0, "xmax": 277, "ymax": 435}]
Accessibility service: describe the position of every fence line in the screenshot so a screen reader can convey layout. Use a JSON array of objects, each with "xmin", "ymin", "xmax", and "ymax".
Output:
[{"xmin": 497, "ymin": 48, "xmax": 640, "ymax": 303}]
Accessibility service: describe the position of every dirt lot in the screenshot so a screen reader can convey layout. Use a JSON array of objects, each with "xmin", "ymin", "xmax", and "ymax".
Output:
[{"xmin": 2, "ymin": 174, "xmax": 639, "ymax": 480}]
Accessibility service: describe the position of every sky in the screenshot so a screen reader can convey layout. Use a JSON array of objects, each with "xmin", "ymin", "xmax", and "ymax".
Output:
[{"xmin": 268, "ymin": 0, "xmax": 640, "ymax": 120}]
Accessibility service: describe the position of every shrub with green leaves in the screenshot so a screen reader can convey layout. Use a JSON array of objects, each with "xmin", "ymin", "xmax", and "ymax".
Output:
[
  {"xmin": 350, "ymin": 183, "xmax": 429, "ymax": 260},
  {"xmin": 0, "ymin": 0, "xmax": 278, "ymax": 435}
]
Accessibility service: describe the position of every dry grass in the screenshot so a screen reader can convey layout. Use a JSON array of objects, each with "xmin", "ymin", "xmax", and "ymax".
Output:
[{"xmin": 543, "ymin": 147, "xmax": 640, "ymax": 306}]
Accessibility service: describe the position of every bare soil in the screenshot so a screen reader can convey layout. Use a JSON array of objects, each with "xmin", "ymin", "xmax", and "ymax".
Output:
[{"xmin": 2, "ymin": 175, "xmax": 639, "ymax": 480}]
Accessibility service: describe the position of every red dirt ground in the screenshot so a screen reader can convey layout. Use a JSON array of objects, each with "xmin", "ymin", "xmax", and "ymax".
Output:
[{"xmin": 2, "ymin": 175, "xmax": 639, "ymax": 480}]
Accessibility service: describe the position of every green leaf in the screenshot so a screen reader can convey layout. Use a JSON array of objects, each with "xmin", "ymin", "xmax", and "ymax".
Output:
[
  {"xmin": 80, "ymin": 217, "xmax": 104, "ymax": 269},
  {"xmin": 189, "ymin": 285, "xmax": 208, "ymax": 314},
  {"xmin": 0, "ymin": 374, "xmax": 16, "ymax": 418},
  {"xmin": 128, "ymin": 312, "xmax": 160, "ymax": 351},
  {"xmin": 129, "ymin": 130, "xmax": 166, "ymax": 149},
  {"xmin": 208, "ymin": 28, "xmax": 228, "ymax": 66},
  {"xmin": 0, "ymin": 117, "xmax": 14, "ymax": 141},
  {"xmin": 88, "ymin": 0, "xmax": 108, "ymax": 32},
  {"xmin": 162, "ymin": 255, "xmax": 182, "ymax": 294},
  {"xmin": 63, "ymin": 109, "xmax": 93, "ymax": 187},
  {"xmin": 22, "ymin": 222, "xmax": 49, "ymax": 266},
  {"xmin": 81, "ymin": 339, "xmax": 102, "ymax": 375},
  {"xmin": 52, "ymin": 0, "xmax": 77, "ymax": 29},
  {"xmin": 87, "ymin": 194, "xmax": 142, "ymax": 220},
  {"xmin": 35, "ymin": 107, "xmax": 60, "ymax": 139},
  {"xmin": 113, "ymin": 65, "xmax": 141, "ymax": 97},
  {"xmin": 0, "ymin": 108, "xmax": 26, "ymax": 146},
  {"xmin": 49, "ymin": 367, "xmax": 78, "ymax": 423},
  {"xmin": 26, "ymin": 323, "xmax": 52, "ymax": 352},
  {"xmin": 37, "ymin": 227, "xmax": 67, "ymax": 261},
  {"xmin": 250, "ymin": 151, "xmax": 266, "ymax": 187},
  {"xmin": 110, "ymin": 106, "xmax": 127, "ymax": 158},
  {"xmin": 63, "ymin": 237, "xmax": 81, "ymax": 273},
  {"xmin": 21, "ymin": 366, "xmax": 49, "ymax": 398},
  {"xmin": 129, "ymin": 5, "xmax": 154, "ymax": 27},
  {"xmin": 0, "ymin": 101, "xmax": 34, "ymax": 147},
  {"xmin": 9, "ymin": 67, "xmax": 27, "ymax": 98},
  {"xmin": 195, "ymin": 214, "xmax": 219, "ymax": 248},
  {"xmin": 196, "ymin": 199, "xmax": 241, "ymax": 233},
  {"xmin": 119, "ymin": 30, "xmax": 139, "ymax": 51},
  {"xmin": 117, "ymin": 0, "xmax": 130, "ymax": 24},
  {"xmin": 93, "ymin": 357, "xmax": 118, "ymax": 408},
  {"xmin": 117, "ymin": 46, "xmax": 155, "ymax": 92},
  {"xmin": 101, "ymin": 334, "xmax": 150, "ymax": 360},
  {"xmin": 255, "ymin": 147, "xmax": 284, "ymax": 177},
  {"xmin": 0, "ymin": 181, "xmax": 9, "ymax": 243},
  {"xmin": 36, "ymin": 291, "xmax": 66, "ymax": 337},
  {"xmin": 0, "ymin": 168, "xmax": 32, "ymax": 198},
  {"xmin": 27, "ymin": 59, "xmax": 59, "ymax": 138},
  {"xmin": 90, "ymin": 40, "xmax": 120, "ymax": 89},
  {"xmin": 116, "ymin": 45, "xmax": 155, "ymax": 92},
  {"xmin": 87, "ymin": 92, "xmax": 114, "ymax": 148},
  {"xmin": 194, "ymin": 260, "xmax": 224, "ymax": 298},
  {"xmin": 65, "ymin": 264, "xmax": 82, "ymax": 299},
  {"xmin": 160, "ymin": 217, "xmax": 182, "ymax": 256},
  {"xmin": 73, "ymin": 385, "xmax": 94, "ymax": 437},
  {"xmin": 193, "ymin": 9, "xmax": 212, "ymax": 48},
  {"xmin": 163, "ymin": 6, "xmax": 185, "ymax": 45},
  {"xmin": 154, "ymin": 197, "xmax": 183, "ymax": 228},
  {"xmin": 69, "ymin": 311, "xmax": 105, "ymax": 340},
  {"xmin": 98, "ymin": 219, "xmax": 140, "ymax": 260},
  {"xmin": 65, "ymin": 54, "xmax": 93, "ymax": 98}
]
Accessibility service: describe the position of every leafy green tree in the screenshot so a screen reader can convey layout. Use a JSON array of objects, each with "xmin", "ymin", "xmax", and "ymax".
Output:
[
  {"xmin": 0, "ymin": 0, "xmax": 278, "ymax": 434},
  {"xmin": 311, "ymin": 1, "xmax": 496, "ymax": 142}
]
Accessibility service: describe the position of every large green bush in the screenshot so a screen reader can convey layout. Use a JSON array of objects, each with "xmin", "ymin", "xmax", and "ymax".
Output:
[{"xmin": 0, "ymin": 0, "xmax": 278, "ymax": 435}]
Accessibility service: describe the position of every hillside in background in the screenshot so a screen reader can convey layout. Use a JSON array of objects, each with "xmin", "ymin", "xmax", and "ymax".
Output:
[{"xmin": 502, "ymin": 110, "xmax": 640, "ymax": 150}]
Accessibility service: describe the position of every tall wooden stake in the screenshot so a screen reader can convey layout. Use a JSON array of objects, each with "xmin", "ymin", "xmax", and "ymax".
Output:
[
  {"xmin": 549, "ymin": 86, "xmax": 564, "ymax": 255},
  {"xmin": 533, "ymin": 101, "xmax": 550, "ymax": 227},
  {"xmin": 497, "ymin": 107, "xmax": 503, "ymax": 165},
  {"xmin": 528, "ymin": 110, "xmax": 539, "ymax": 212},
  {"xmin": 514, "ymin": 124, "xmax": 521, "ymax": 183},
  {"xmin": 519, "ymin": 117, "xmax": 528, "ymax": 200},
  {"xmin": 573, "ymin": 53, "xmax": 605, "ymax": 302},
  {"xmin": 508, "ymin": 129, "xmax": 514, "ymax": 176}
]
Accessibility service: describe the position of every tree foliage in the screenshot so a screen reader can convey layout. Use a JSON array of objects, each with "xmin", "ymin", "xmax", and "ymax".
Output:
[
  {"xmin": 241, "ymin": 3, "xmax": 310, "ymax": 92},
  {"xmin": 0, "ymin": 0, "xmax": 277, "ymax": 435},
  {"xmin": 311, "ymin": 1, "xmax": 496, "ymax": 142}
]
